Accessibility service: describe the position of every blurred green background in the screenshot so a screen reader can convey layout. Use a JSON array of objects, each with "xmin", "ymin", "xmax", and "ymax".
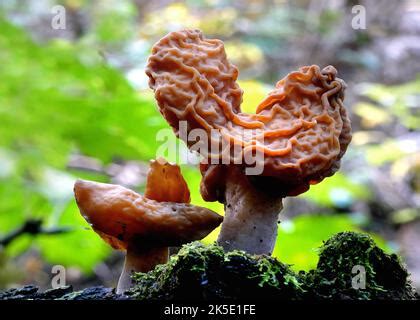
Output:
[{"xmin": 0, "ymin": 0, "xmax": 419, "ymax": 291}]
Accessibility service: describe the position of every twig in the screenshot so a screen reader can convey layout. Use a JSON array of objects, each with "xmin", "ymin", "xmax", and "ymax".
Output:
[{"xmin": 0, "ymin": 219, "xmax": 72, "ymax": 248}]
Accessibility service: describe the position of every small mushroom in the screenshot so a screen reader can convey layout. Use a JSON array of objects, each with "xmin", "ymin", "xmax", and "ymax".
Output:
[
  {"xmin": 144, "ymin": 157, "xmax": 191, "ymax": 203},
  {"xmin": 74, "ymin": 160, "xmax": 222, "ymax": 294},
  {"xmin": 146, "ymin": 30, "xmax": 352, "ymax": 255}
]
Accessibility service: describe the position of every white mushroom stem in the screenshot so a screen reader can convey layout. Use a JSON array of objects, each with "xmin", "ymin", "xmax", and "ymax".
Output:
[
  {"xmin": 217, "ymin": 167, "xmax": 283, "ymax": 255},
  {"xmin": 116, "ymin": 245, "xmax": 169, "ymax": 294}
]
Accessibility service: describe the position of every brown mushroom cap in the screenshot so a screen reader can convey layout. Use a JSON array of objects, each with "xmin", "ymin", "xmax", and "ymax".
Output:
[
  {"xmin": 146, "ymin": 30, "xmax": 352, "ymax": 200},
  {"xmin": 144, "ymin": 157, "xmax": 190, "ymax": 203},
  {"xmin": 74, "ymin": 179, "xmax": 223, "ymax": 250}
]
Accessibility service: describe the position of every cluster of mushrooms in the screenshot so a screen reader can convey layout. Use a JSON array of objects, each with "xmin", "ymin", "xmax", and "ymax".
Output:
[{"xmin": 74, "ymin": 29, "xmax": 352, "ymax": 293}]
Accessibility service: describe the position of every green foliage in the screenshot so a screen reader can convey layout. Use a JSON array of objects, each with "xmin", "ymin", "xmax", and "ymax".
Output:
[
  {"xmin": 35, "ymin": 201, "xmax": 111, "ymax": 273},
  {"xmin": 364, "ymin": 139, "xmax": 410, "ymax": 166},
  {"xmin": 92, "ymin": 1, "xmax": 137, "ymax": 44},
  {"xmin": 237, "ymin": 80, "xmax": 269, "ymax": 113},
  {"xmin": 180, "ymin": 166, "xmax": 224, "ymax": 244},
  {"xmin": 301, "ymin": 173, "xmax": 371, "ymax": 207},
  {"xmin": 317, "ymin": 9, "xmax": 342, "ymax": 35},
  {"xmin": 273, "ymin": 214, "xmax": 389, "ymax": 272},
  {"xmin": 0, "ymin": 17, "xmax": 167, "ymax": 271},
  {"xmin": 354, "ymin": 102, "xmax": 392, "ymax": 128},
  {"xmin": 359, "ymin": 79, "xmax": 420, "ymax": 130},
  {"xmin": 0, "ymin": 17, "xmax": 166, "ymax": 164}
]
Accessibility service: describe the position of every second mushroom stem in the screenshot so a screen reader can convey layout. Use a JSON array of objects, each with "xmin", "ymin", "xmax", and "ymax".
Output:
[
  {"xmin": 217, "ymin": 167, "xmax": 283, "ymax": 255},
  {"xmin": 117, "ymin": 245, "xmax": 169, "ymax": 294}
]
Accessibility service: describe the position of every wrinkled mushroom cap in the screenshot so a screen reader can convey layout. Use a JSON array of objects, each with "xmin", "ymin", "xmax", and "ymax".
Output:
[
  {"xmin": 74, "ymin": 180, "xmax": 223, "ymax": 250},
  {"xmin": 146, "ymin": 30, "xmax": 352, "ymax": 200}
]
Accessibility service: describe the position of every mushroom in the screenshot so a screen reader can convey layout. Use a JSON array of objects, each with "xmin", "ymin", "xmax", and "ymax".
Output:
[
  {"xmin": 144, "ymin": 157, "xmax": 191, "ymax": 203},
  {"xmin": 146, "ymin": 30, "xmax": 352, "ymax": 255},
  {"xmin": 73, "ymin": 159, "xmax": 223, "ymax": 294}
]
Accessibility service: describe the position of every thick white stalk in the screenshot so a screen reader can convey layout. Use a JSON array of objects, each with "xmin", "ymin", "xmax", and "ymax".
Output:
[
  {"xmin": 217, "ymin": 168, "xmax": 283, "ymax": 255},
  {"xmin": 116, "ymin": 246, "xmax": 168, "ymax": 294}
]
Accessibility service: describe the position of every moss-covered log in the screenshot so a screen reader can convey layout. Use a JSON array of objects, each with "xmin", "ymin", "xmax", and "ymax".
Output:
[
  {"xmin": 127, "ymin": 232, "xmax": 417, "ymax": 300},
  {"xmin": 0, "ymin": 232, "xmax": 417, "ymax": 300},
  {"xmin": 128, "ymin": 241, "xmax": 305, "ymax": 300}
]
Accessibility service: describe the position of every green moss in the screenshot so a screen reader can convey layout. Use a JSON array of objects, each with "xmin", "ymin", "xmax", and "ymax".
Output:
[
  {"xmin": 127, "ymin": 232, "xmax": 417, "ymax": 300},
  {"xmin": 304, "ymin": 232, "xmax": 417, "ymax": 300},
  {"xmin": 128, "ymin": 242, "xmax": 305, "ymax": 300}
]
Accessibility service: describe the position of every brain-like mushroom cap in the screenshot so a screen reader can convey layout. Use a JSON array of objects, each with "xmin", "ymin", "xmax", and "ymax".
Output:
[
  {"xmin": 146, "ymin": 30, "xmax": 352, "ymax": 200},
  {"xmin": 74, "ymin": 180, "xmax": 223, "ymax": 250}
]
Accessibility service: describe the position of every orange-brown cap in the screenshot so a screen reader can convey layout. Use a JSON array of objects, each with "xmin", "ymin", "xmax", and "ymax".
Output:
[
  {"xmin": 144, "ymin": 157, "xmax": 190, "ymax": 203},
  {"xmin": 146, "ymin": 30, "xmax": 352, "ymax": 200},
  {"xmin": 74, "ymin": 179, "xmax": 223, "ymax": 250}
]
